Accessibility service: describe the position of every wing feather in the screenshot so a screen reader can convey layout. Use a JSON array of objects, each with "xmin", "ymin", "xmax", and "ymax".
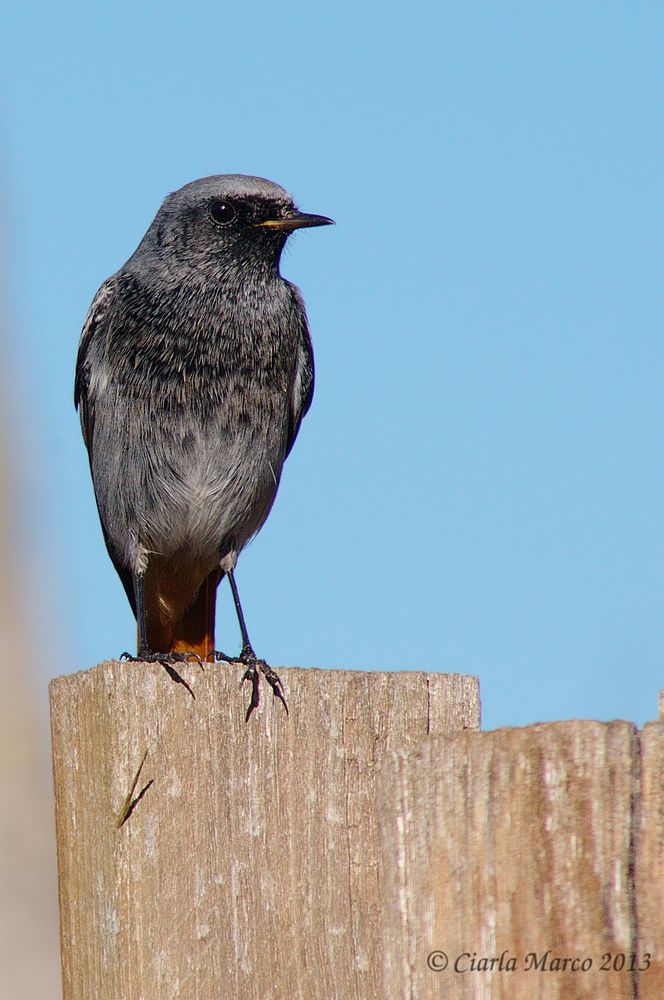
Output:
[
  {"xmin": 74, "ymin": 277, "xmax": 117, "ymax": 460},
  {"xmin": 74, "ymin": 278, "xmax": 136, "ymax": 612},
  {"xmin": 285, "ymin": 283, "xmax": 315, "ymax": 459}
]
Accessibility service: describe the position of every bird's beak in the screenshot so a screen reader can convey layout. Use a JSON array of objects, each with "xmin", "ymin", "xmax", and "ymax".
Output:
[{"xmin": 255, "ymin": 211, "xmax": 335, "ymax": 231}]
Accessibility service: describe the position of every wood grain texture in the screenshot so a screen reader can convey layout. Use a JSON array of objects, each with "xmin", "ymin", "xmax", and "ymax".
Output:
[
  {"xmin": 635, "ymin": 722, "xmax": 664, "ymax": 996},
  {"xmin": 50, "ymin": 661, "xmax": 480, "ymax": 1000},
  {"xmin": 376, "ymin": 721, "xmax": 660, "ymax": 1000}
]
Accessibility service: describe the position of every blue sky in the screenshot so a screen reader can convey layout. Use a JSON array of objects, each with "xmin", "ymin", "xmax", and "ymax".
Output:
[{"xmin": 1, "ymin": 1, "xmax": 663, "ymax": 729}]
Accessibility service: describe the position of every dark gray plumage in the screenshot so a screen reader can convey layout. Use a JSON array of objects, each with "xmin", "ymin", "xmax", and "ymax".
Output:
[{"xmin": 75, "ymin": 174, "xmax": 333, "ymax": 714}]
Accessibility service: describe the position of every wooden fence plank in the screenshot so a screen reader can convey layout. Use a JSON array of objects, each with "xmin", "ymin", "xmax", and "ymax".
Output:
[
  {"xmin": 635, "ymin": 722, "xmax": 664, "ymax": 997},
  {"xmin": 50, "ymin": 661, "xmax": 480, "ymax": 1000},
  {"xmin": 376, "ymin": 721, "xmax": 646, "ymax": 1000}
]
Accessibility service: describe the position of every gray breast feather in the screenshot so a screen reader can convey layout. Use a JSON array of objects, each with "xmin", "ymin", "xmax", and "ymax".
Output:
[
  {"xmin": 87, "ymin": 368, "xmax": 289, "ymax": 575},
  {"xmin": 76, "ymin": 271, "xmax": 313, "ymax": 579}
]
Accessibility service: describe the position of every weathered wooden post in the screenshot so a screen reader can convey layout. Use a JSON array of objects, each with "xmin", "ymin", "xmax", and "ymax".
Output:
[
  {"xmin": 376, "ymin": 720, "xmax": 664, "ymax": 999},
  {"xmin": 50, "ymin": 660, "xmax": 480, "ymax": 1000},
  {"xmin": 50, "ymin": 662, "xmax": 664, "ymax": 1000}
]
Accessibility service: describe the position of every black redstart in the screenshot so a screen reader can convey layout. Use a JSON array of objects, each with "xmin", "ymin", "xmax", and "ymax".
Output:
[{"xmin": 75, "ymin": 174, "xmax": 333, "ymax": 717}]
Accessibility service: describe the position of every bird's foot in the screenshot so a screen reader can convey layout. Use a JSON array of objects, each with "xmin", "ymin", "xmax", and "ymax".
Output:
[
  {"xmin": 206, "ymin": 647, "xmax": 288, "ymax": 721},
  {"xmin": 240, "ymin": 655, "xmax": 289, "ymax": 722},
  {"xmin": 120, "ymin": 647, "xmax": 203, "ymax": 699},
  {"xmin": 121, "ymin": 646, "xmax": 204, "ymax": 667}
]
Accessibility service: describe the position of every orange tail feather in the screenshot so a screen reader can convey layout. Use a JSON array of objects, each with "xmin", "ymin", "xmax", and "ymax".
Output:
[{"xmin": 142, "ymin": 566, "xmax": 222, "ymax": 659}]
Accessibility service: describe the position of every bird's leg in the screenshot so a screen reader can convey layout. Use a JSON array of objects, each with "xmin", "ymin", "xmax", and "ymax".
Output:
[
  {"xmin": 120, "ymin": 574, "xmax": 203, "ymax": 698},
  {"xmin": 228, "ymin": 568, "xmax": 289, "ymax": 719},
  {"xmin": 228, "ymin": 566, "xmax": 257, "ymax": 660},
  {"xmin": 135, "ymin": 571, "xmax": 150, "ymax": 658},
  {"xmin": 210, "ymin": 568, "xmax": 288, "ymax": 721}
]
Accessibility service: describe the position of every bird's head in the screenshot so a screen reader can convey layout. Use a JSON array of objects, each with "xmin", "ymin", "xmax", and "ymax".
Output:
[{"xmin": 138, "ymin": 174, "xmax": 333, "ymax": 275}]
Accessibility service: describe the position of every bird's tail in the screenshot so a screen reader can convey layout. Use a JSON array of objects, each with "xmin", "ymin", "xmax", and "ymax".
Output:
[{"xmin": 144, "ymin": 566, "xmax": 223, "ymax": 660}]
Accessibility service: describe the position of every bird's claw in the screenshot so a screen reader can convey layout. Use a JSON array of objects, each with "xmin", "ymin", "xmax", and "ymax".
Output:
[
  {"xmin": 122, "ymin": 648, "xmax": 203, "ymax": 669},
  {"xmin": 205, "ymin": 650, "xmax": 236, "ymax": 663},
  {"xmin": 207, "ymin": 650, "xmax": 288, "ymax": 720},
  {"xmin": 120, "ymin": 648, "xmax": 203, "ymax": 699},
  {"xmin": 240, "ymin": 655, "xmax": 288, "ymax": 721}
]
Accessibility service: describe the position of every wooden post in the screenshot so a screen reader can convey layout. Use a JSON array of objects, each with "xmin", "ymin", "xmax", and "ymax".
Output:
[
  {"xmin": 50, "ymin": 660, "xmax": 480, "ymax": 1000},
  {"xmin": 634, "ymin": 721, "xmax": 664, "ymax": 998},
  {"xmin": 376, "ymin": 720, "xmax": 664, "ymax": 1000}
]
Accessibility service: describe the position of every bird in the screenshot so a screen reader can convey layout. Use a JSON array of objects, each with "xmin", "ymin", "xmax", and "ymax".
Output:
[{"xmin": 75, "ymin": 174, "xmax": 333, "ymax": 717}]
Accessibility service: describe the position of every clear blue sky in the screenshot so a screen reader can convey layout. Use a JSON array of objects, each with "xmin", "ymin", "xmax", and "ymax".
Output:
[{"xmin": 1, "ymin": 1, "xmax": 663, "ymax": 729}]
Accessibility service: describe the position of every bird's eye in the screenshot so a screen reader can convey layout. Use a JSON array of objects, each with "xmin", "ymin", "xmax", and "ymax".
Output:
[{"xmin": 210, "ymin": 201, "xmax": 237, "ymax": 226}]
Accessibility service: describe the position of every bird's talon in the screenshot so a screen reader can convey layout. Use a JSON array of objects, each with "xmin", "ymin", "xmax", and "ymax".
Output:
[
  {"xmin": 120, "ymin": 648, "xmax": 202, "ymax": 668},
  {"xmin": 206, "ymin": 650, "xmax": 238, "ymax": 664},
  {"xmin": 244, "ymin": 668, "xmax": 261, "ymax": 722},
  {"xmin": 263, "ymin": 669, "xmax": 289, "ymax": 715},
  {"xmin": 238, "ymin": 655, "xmax": 288, "ymax": 719}
]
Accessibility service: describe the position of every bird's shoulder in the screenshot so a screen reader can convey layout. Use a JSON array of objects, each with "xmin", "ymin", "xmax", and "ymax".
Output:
[
  {"xmin": 75, "ymin": 265, "xmax": 171, "ymax": 396},
  {"xmin": 74, "ymin": 271, "xmax": 149, "ymax": 447},
  {"xmin": 74, "ymin": 276, "xmax": 118, "ymax": 411}
]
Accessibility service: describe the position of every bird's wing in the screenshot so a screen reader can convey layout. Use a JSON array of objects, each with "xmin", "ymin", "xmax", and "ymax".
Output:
[
  {"xmin": 74, "ymin": 277, "xmax": 117, "ymax": 458},
  {"xmin": 285, "ymin": 283, "xmax": 315, "ymax": 459},
  {"xmin": 74, "ymin": 278, "xmax": 138, "ymax": 613}
]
